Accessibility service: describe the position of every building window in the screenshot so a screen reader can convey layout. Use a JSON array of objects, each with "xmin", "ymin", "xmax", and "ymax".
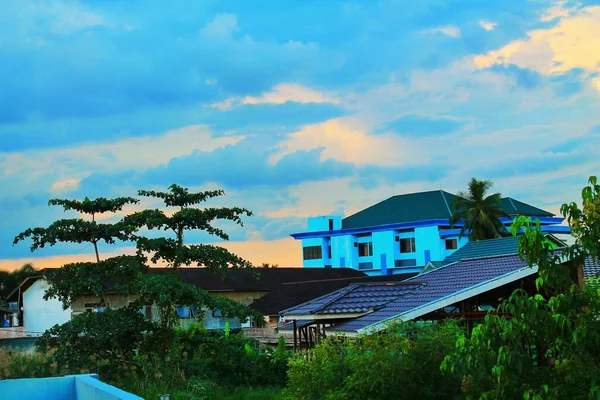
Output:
[
  {"xmin": 303, "ymin": 246, "xmax": 323, "ymax": 260},
  {"xmin": 84, "ymin": 303, "xmax": 106, "ymax": 313},
  {"xmin": 328, "ymin": 245, "xmax": 332, "ymax": 259},
  {"xmin": 399, "ymin": 238, "xmax": 416, "ymax": 253},
  {"xmin": 212, "ymin": 309, "xmax": 222, "ymax": 318},
  {"xmin": 328, "ymin": 219, "xmax": 334, "ymax": 230},
  {"xmin": 358, "ymin": 242, "xmax": 373, "ymax": 257},
  {"xmin": 445, "ymin": 239, "xmax": 458, "ymax": 250}
]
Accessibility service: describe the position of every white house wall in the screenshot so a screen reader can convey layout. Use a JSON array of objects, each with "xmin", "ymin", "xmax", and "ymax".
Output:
[{"xmin": 23, "ymin": 279, "xmax": 72, "ymax": 335}]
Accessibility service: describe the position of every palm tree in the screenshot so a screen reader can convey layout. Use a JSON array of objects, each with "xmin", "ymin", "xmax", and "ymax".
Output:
[{"xmin": 449, "ymin": 178, "xmax": 511, "ymax": 241}]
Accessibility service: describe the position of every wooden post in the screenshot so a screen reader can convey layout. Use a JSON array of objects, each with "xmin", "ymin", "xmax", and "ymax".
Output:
[{"xmin": 292, "ymin": 320, "xmax": 297, "ymax": 351}]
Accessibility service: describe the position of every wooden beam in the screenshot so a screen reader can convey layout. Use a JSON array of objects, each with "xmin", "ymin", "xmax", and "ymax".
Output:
[{"xmin": 292, "ymin": 320, "xmax": 297, "ymax": 351}]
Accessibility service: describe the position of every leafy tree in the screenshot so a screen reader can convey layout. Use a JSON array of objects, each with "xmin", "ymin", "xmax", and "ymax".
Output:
[
  {"xmin": 450, "ymin": 177, "xmax": 510, "ymax": 241},
  {"xmin": 13, "ymin": 197, "xmax": 144, "ymax": 308},
  {"xmin": 0, "ymin": 263, "xmax": 38, "ymax": 302},
  {"xmin": 123, "ymin": 184, "xmax": 260, "ymax": 327},
  {"xmin": 443, "ymin": 176, "xmax": 600, "ymax": 399}
]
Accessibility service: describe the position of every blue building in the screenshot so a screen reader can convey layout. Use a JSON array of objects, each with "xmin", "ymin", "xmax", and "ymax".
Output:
[{"xmin": 290, "ymin": 190, "xmax": 570, "ymax": 276}]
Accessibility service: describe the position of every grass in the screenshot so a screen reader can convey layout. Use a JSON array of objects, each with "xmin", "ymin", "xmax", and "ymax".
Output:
[{"xmin": 209, "ymin": 386, "xmax": 283, "ymax": 400}]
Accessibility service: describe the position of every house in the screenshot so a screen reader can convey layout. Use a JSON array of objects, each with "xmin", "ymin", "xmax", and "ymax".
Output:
[
  {"xmin": 291, "ymin": 190, "xmax": 570, "ymax": 276},
  {"xmin": 250, "ymin": 271, "xmax": 417, "ymax": 328},
  {"xmin": 279, "ymin": 238, "xmax": 599, "ymax": 348},
  {"xmin": 3, "ymin": 267, "xmax": 366, "ymax": 338}
]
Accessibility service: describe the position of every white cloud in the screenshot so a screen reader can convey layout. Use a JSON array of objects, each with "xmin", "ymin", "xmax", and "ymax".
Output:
[
  {"xmin": 422, "ymin": 26, "xmax": 461, "ymax": 38},
  {"xmin": 269, "ymin": 117, "xmax": 418, "ymax": 167},
  {"xmin": 474, "ymin": 5, "xmax": 600, "ymax": 92},
  {"xmin": 50, "ymin": 178, "xmax": 80, "ymax": 193},
  {"xmin": 210, "ymin": 83, "xmax": 339, "ymax": 110},
  {"xmin": 199, "ymin": 13, "xmax": 239, "ymax": 38},
  {"xmin": 0, "ymin": 125, "xmax": 242, "ymax": 177},
  {"xmin": 479, "ymin": 20, "xmax": 498, "ymax": 31}
]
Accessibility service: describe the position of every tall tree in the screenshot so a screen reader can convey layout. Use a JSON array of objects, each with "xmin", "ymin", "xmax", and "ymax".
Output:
[
  {"xmin": 449, "ymin": 178, "xmax": 510, "ymax": 241},
  {"xmin": 443, "ymin": 176, "xmax": 600, "ymax": 399},
  {"xmin": 13, "ymin": 197, "xmax": 144, "ymax": 308},
  {"xmin": 0, "ymin": 263, "xmax": 38, "ymax": 303},
  {"xmin": 123, "ymin": 184, "xmax": 259, "ymax": 327}
]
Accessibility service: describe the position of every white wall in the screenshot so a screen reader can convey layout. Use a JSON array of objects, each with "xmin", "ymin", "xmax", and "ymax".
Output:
[{"xmin": 23, "ymin": 279, "xmax": 72, "ymax": 335}]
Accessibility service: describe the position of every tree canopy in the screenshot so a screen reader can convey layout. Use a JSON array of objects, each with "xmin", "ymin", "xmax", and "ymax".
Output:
[
  {"xmin": 450, "ymin": 178, "xmax": 510, "ymax": 241},
  {"xmin": 443, "ymin": 176, "xmax": 600, "ymax": 399}
]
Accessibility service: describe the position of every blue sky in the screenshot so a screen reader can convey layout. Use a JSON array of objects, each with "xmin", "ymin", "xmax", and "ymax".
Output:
[{"xmin": 1, "ymin": 0, "xmax": 599, "ymax": 268}]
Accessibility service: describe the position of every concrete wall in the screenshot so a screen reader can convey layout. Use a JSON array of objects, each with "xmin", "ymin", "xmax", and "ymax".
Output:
[
  {"xmin": 299, "ymin": 223, "xmax": 473, "ymax": 275},
  {"xmin": 0, "ymin": 374, "xmax": 142, "ymax": 400},
  {"xmin": 23, "ymin": 279, "xmax": 71, "ymax": 335}
]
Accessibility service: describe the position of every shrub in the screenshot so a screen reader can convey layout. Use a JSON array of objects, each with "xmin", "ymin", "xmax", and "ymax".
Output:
[
  {"xmin": 36, "ymin": 307, "xmax": 157, "ymax": 381},
  {"xmin": 284, "ymin": 321, "xmax": 463, "ymax": 400},
  {"xmin": 0, "ymin": 349, "xmax": 58, "ymax": 380}
]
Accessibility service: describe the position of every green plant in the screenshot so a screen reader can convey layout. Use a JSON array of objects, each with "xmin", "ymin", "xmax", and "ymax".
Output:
[
  {"xmin": 36, "ymin": 307, "xmax": 157, "ymax": 381},
  {"xmin": 449, "ymin": 177, "xmax": 510, "ymax": 241},
  {"xmin": 0, "ymin": 349, "xmax": 58, "ymax": 380},
  {"xmin": 284, "ymin": 321, "xmax": 462, "ymax": 400},
  {"xmin": 443, "ymin": 176, "xmax": 600, "ymax": 399}
]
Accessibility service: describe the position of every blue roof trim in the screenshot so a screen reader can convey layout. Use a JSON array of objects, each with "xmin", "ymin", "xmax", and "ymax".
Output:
[
  {"xmin": 439, "ymin": 225, "xmax": 571, "ymax": 238},
  {"xmin": 291, "ymin": 217, "xmax": 566, "ymax": 239}
]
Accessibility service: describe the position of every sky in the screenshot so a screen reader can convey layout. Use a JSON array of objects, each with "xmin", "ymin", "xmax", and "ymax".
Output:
[{"xmin": 1, "ymin": 0, "xmax": 599, "ymax": 271}]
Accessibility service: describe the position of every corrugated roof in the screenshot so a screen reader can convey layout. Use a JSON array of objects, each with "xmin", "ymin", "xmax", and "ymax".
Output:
[{"xmin": 341, "ymin": 190, "xmax": 554, "ymax": 229}]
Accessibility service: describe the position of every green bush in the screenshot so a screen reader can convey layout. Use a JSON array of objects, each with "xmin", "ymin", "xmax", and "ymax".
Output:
[
  {"xmin": 0, "ymin": 349, "xmax": 59, "ymax": 379},
  {"xmin": 36, "ymin": 307, "xmax": 157, "ymax": 381},
  {"xmin": 284, "ymin": 321, "xmax": 463, "ymax": 400},
  {"xmin": 172, "ymin": 323, "xmax": 290, "ymax": 387}
]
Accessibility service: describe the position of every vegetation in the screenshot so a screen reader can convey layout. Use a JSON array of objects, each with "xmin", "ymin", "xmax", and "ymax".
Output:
[
  {"xmin": 0, "ymin": 263, "xmax": 38, "ymax": 303},
  {"xmin": 443, "ymin": 176, "xmax": 600, "ymax": 399},
  {"xmin": 6, "ymin": 176, "xmax": 600, "ymax": 399},
  {"xmin": 284, "ymin": 321, "xmax": 463, "ymax": 400},
  {"xmin": 450, "ymin": 177, "xmax": 510, "ymax": 241}
]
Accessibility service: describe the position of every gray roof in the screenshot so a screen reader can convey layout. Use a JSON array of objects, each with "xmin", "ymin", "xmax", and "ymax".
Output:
[
  {"xmin": 331, "ymin": 253, "xmax": 533, "ymax": 333},
  {"xmin": 282, "ymin": 282, "xmax": 423, "ymax": 317},
  {"xmin": 585, "ymin": 256, "xmax": 600, "ymax": 278}
]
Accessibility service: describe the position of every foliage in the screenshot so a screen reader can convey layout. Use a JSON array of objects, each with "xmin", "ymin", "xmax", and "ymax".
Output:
[
  {"xmin": 172, "ymin": 323, "xmax": 290, "ymax": 387},
  {"xmin": 0, "ymin": 263, "xmax": 37, "ymax": 302},
  {"xmin": 284, "ymin": 321, "xmax": 463, "ymax": 400},
  {"xmin": 13, "ymin": 196, "xmax": 142, "ymax": 308},
  {"xmin": 36, "ymin": 307, "xmax": 157, "ymax": 381},
  {"xmin": 450, "ymin": 177, "xmax": 510, "ymax": 241},
  {"xmin": 43, "ymin": 255, "xmax": 147, "ymax": 309},
  {"xmin": 122, "ymin": 184, "xmax": 257, "ymax": 328},
  {"xmin": 443, "ymin": 176, "xmax": 600, "ymax": 399},
  {"xmin": 134, "ymin": 273, "xmax": 263, "ymax": 328},
  {"xmin": 0, "ymin": 349, "xmax": 58, "ymax": 380}
]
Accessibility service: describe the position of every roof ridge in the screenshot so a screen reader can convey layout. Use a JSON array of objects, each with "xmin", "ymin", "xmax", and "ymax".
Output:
[
  {"xmin": 456, "ymin": 252, "xmax": 520, "ymax": 262},
  {"xmin": 507, "ymin": 197, "xmax": 518, "ymax": 212},
  {"xmin": 440, "ymin": 190, "xmax": 453, "ymax": 217},
  {"xmin": 312, "ymin": 284, "xmax": 361, "ymax": 314}
]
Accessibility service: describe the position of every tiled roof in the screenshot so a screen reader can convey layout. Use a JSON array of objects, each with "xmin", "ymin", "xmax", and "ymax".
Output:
[
  {"xmin": 442, "ymin": 236, "xmax": 521, "ymax": 265},
  {"xmin": 6, "ymin": 267, "xmax": 367, "ymax": 302},
  {"xmin": 499, "ymin": 197, "xmax": 554, "ymax": 218},
  {"xmin": 584, "ymin": 256, "xmax": 600, "ymax": 279},
  {"xmin": 341, "ymin": 190, "xmax": 553, "ymax": 229},
  {"xmin": 250, "ymin": 273, "xmax": 416, "ymax": 316},
  {"xmin": 282, "ymin": 282, "xmax": 423, "ymax": 317},
  {"xmin": 331, "ymin": 254, "xmax": 533, "ymax": 333}
]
